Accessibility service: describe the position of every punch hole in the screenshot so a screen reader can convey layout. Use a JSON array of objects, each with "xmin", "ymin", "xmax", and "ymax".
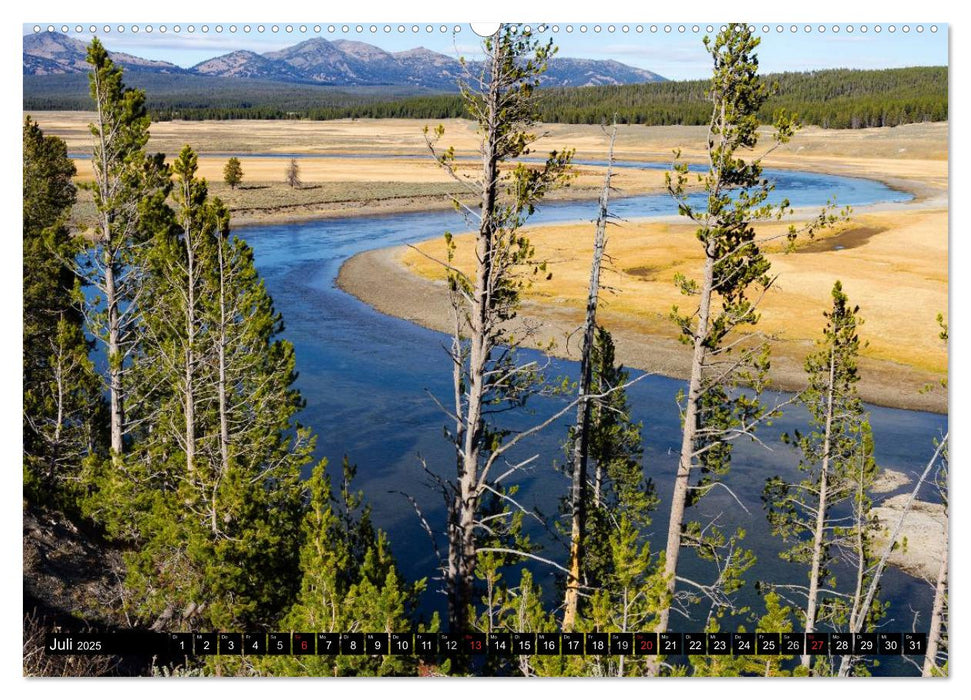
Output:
[{"xmin": 470, "ymin": 23, "xmax": 501, "ymax": 37}]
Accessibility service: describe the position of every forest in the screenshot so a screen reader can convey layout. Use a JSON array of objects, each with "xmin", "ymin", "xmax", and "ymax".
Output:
[
  {"xmin": 23, "ymin": 65, "xmax": 947, "ymax": 129},
  {"xmin": 22, "ymin": 25, "xmax": 948, "ymax": 678}
]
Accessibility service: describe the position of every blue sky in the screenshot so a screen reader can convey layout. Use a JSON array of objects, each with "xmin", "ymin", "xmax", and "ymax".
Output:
[{"xmin": 23, "ymin": 22, "xmax": 948, "ymax": 80}]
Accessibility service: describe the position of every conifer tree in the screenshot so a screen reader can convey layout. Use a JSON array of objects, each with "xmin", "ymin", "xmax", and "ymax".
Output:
[
  {"xmin": 563, "ymin": 126, "xmax": 616, "ymax": 629},
  {"xmin": 223, "ymin": 157, "xmax": 243, "ymax": 190},
  {"xmin": 764, "ymin": 282, "xmax": 885, "ymax": 676},
  {"xmin": 559, "ymin": 328, "xmax": 659, "ymax": 632},
  {"xmin": 23, "ymin": 116, "xmax": 101, "ymax": 501},
  {"xmin": 687, "ymin": 590, "xmax": 797, "ymax": 677},
  {"xmin": 254, "ymin": 460, "xmax": 429, "ymax": 677},
  {"xmin": 80, "ymin": 38, "xmax": 170, "ymax": 459},
  {"xmin": 99, "ymin": 146, "xmax": 311, "ymax": 631},
  {"xmin": 656, "ymin": 23, "xmax": 840, "ymax": 639},
  {"xmin": 285, "ymin": 158, "xmax": 300, "ymax": 189},
  {"xmin": 583, "ymin": 329, "xmax": 656, "ymax": 564},
  {"xmin": 764, "ymin": 281, "xmax": 869, "ymax": 672},
  {"xmin": 488, "ymin": 514, "xmax": 665, "ymax": 678},
  {"xmin": 745, "ymin": 591, "xmax": 798, "ymax": 677},
  {"xmin": 481, "ymin": 327, "xmax": 663, "ymax": 678}
]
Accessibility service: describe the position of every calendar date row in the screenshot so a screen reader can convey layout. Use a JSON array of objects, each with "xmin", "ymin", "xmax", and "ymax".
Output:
[{"xmin": 46, "ymin": 631, "xmax": 927, "ymax": 657}]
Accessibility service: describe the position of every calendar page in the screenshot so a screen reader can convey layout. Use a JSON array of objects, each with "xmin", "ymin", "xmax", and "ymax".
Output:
[{"xmin": 22, "ymin": 20, "xmax": 948, "ymax": 679}]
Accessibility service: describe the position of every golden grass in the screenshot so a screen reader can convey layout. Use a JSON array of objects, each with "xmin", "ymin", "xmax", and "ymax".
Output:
[
  {"xmin": 403, "ymin": 208, "xmax": 948, "ymax": 375},
  {"xmin": 69, "ymin": 155, "xmax": 670, "ymax": 194},
  {"xmin": 31, "ymin": 112, "xmax": 947, "ymax": 219},
  {"xmin": 29, "ymin": 111, "xmax": 947, "ymax": 162}
]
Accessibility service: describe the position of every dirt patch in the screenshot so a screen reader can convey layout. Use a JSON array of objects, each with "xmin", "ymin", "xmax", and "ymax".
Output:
[
  {"xmin": 794, "ymin": 226, "xmax": 887, "ymax": 254},
  {"xmin": 625, "ymin": 265, "xmax": 660, "ymax": 280},
  {"xmin": 872, "ymin": 468, "xmax": 912, "ymax": 494}
]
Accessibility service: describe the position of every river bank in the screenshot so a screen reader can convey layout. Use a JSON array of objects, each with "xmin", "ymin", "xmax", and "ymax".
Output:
[
  {"xmin": 337, "ymin": 240, "xmax": 945, "ymax": 413},
  {"xmin": 874, "ymin": 495, "xmax": 948, "ymax": 581},
  {"xmin": 324, "ymin": 122, "xmax": 946, "ymax": 413}
]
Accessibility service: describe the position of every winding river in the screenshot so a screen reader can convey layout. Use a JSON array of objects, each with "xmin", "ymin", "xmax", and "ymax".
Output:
[{"xmin": 237, "ymin": 164, "xmax": 942, "ymax": 674}]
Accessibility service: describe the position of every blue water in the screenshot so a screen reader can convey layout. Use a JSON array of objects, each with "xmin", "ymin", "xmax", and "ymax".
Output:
[{"xmin": 171, "ymin": 164, "xmax": 942, "ymax": 672}]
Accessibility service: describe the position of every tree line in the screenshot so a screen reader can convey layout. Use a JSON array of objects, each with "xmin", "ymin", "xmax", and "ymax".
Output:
[
  {"xmin": 23, "ymin": 25, "xmax": 947, "ymax": 678},
  {"xmin": 24, "ymin": 66, "xmax": 946, "ymax": 130}
]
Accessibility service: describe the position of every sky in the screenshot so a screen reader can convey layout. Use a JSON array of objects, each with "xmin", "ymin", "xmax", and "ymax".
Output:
[{"xmin": 23, "ymin": 22, "xmax": 948, "ymax": 80}]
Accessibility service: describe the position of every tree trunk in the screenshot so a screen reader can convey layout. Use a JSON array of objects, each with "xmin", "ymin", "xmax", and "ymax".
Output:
[
  {"xmin": 922, "ymin": 527, "xmax": 948, "ymax": 676},
  {"xmin": 93, "ymin": 65, "xmax": 125, "ymax": 459},
  {"xmin": 182, "ymin": 195, "xmax": 196, "ymax": 477},
  {"xmin": 446, "ymin": 40, "xmax": 501, "ymax": 634},
  {"xmin": 105, "ymin": 259, "xmax": 124, "ymax": 457},
  {"xmin": 446, "ymin": 488, "xmax": 478, "ymax": 634},
  {"xmin": 563, "ymin": 127, "xmax": 615, "ymax": 631},
  {"xmin": 217, "ymin": 240, "xmax": 231, "ymax": 476},
  {"xmin": 802, "ymin": 348, "xmax": 836, "ymax": 670},
  {"xmin": 657, "ymin": 251, "xmax": 715, "ymax": 634},
  {"xmin": 50, "ymin": 320, "xmax": 66, "ymax": 483}
]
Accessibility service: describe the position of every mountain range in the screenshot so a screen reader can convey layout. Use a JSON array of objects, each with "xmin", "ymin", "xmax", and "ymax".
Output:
[{"xmin": 23, "ymin": 31, "xmax": 667, "ymax": 90}]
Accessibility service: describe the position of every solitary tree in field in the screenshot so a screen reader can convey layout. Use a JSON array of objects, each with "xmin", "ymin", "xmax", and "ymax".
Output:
[
  {"xmin": 23, "ymin": 117, "xmax": 101, "ymax": 500},
  {"xmin": 223, "ymin": 156, "xmax": 243, "ymax": 190},
  {"xmin": 423, "ymin": 24, "xmax": 573, "ymax": 636},
  {"xmin": 655, "ymin": 23, "xmax": 842, "ymax": 640},
  {"xmin": 285, "ymin": 158, "xmax": 301, "ymax": 189}
]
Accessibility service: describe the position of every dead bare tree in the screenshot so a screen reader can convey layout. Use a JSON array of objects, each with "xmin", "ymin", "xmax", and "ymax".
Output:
[
  {"xmin": 562, "ymin": 123, "xmax": 617, "ymax": 631},
  {"xmin": 422, "ymin": 25, "xmax": 573, "ymax": 634},
  {"xmin": 835, "ymin": 433, "xmax": 948, "ymax": 676}
]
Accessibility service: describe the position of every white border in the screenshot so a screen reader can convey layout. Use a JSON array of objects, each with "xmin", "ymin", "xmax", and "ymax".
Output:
[{"xmin": 5, "ymin": 1, "xmax": 961, "ymax": 699}]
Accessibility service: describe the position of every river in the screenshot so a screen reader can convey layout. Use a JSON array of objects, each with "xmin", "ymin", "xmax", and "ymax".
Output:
[{"xmin": 233, "ymin": 165, "xmax": 942, "ymax": 674}]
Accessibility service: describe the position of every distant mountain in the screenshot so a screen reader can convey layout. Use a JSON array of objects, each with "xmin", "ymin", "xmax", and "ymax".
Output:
[
  {"xmin": 193, "ymin": 50, "xmax": 303, "ymax": 81},
  {"xmin": 392, "ymin": 47, "xmax": 459, "ymax": 88},
  {"xmin": 544, "ymin": 58, "xmax": 666, "ymax": 87},
  {"xmin": 23, "ymin": 31, "xmax": 183, "ymax": 75},
  {"xmin": 260, "ymin": 37, "xmax": 406, "ymax": 85},
  {"xmin": 24, "ymin": 31, "xmax": 667, "ymax": 90}
]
